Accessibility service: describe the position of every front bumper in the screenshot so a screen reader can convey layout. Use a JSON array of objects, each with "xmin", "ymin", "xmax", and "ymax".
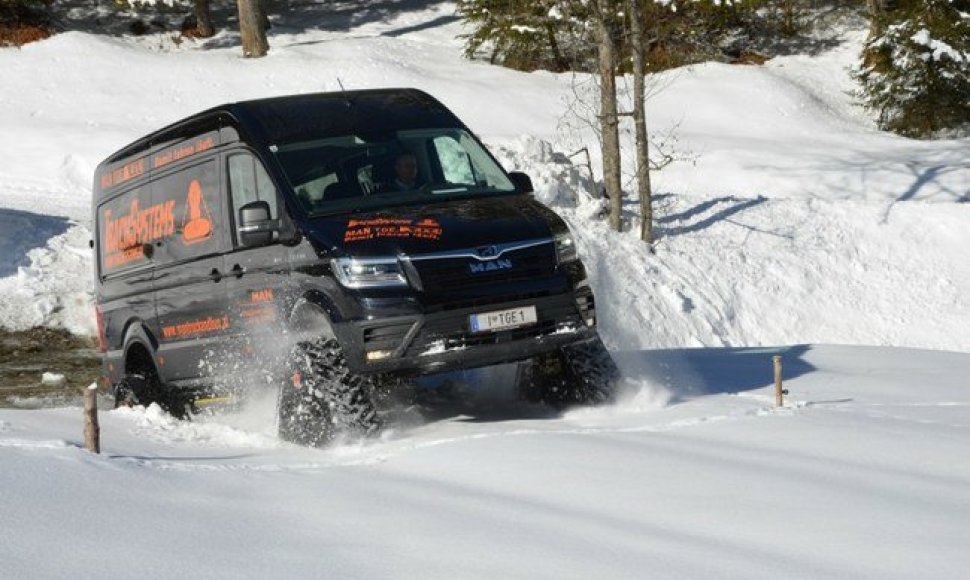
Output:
[{"xmin": 337, "ymin": 287, "xmax": 597, "ymax": 375}]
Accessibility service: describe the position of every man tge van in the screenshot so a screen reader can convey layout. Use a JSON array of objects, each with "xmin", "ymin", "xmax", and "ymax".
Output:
[{"xmin": 93, "ymin": 89, "xmax": 618, "ymax": 446}]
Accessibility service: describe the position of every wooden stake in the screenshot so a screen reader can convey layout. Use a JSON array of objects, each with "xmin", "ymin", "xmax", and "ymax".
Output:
[
  {"xmin": 84, "ymin": 385, "xmax": 100, "ymax": 454},
  {"xmin": 773, "ymin": 355, "xmax": 784, "ymax": 407}
]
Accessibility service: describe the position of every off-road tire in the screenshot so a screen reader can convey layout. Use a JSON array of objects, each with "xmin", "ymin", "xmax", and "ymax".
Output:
[
  {"xmin": 278, "ymin": 337, "xmax": 382, "ymax": 447},
  {"xmin": 113, "ymin": 374, "xmax": 152, "ymax": 408},
  {"xmin": 517, "ymin": 336, "xmax": 619, "ymax": 410},
  {"xmin": 112, "ymin": 372, "xmax": 192, "ymax": 419}
]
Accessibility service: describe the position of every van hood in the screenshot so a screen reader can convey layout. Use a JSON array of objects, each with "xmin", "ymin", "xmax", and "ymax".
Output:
[{"xmin": 299, "ymin": 194, "xmax": 565, "ymax": 258}]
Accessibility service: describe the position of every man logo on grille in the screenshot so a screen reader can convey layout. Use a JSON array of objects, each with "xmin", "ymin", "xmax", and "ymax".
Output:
[
  {"xmin": 469, "ymin": 258, "xmax": 512, "ymax": 274},
  {"xmin": 476, "ymin": 245, "xmax": 500, "ymax": 259}
]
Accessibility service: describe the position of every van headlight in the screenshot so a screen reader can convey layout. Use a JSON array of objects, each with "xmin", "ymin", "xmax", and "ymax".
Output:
[
  {"xmin": 332, "ymin": 257, "xmax": 408, "ymax": 289},
  {"xmin": 554, "ymin": 232, "xmax": 578, "ymax": 264}
]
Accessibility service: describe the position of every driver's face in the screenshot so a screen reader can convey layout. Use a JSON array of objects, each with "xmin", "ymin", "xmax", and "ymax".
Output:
[{"xmin": 395, "ymin": 155, "xmax": 417, "ymax": 184}]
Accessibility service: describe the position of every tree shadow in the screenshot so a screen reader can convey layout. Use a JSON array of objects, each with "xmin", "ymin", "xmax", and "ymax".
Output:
[
  {"xmin": 748, "ymin": 148, "xmax": 969, "ymax": 222},
  {"xmin": 726, "ymin": 2, "xmax": 867, "ymax": 58},
  {"xmin": 614, "ymin": 344, "xmax": 816, "ymax": 403},
  {"xmin": 0, "ymin": 209, "xmax": 70, "ymax": 278},
  {"xmin": 655, "ymin": 195, "xmax": 768, "ymax": 239},
  {"xmin": 271, "ymin": 0, "xmax": 451, "ymax": 34},
  {"xmin": 381, "ymin": 13, "xmax": 459, "ymax": 37},
  {"xmin": 880, "ymin": 162, "xmax": 967, "ymax": 222},
  {"xmin": 45, "ymin": 0, "xmax": 456, "ymax": 47}
]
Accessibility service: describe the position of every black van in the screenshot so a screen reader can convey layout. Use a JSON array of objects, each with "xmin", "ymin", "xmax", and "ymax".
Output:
[{"xmin": 93, "ymin": 89, "xmax": 618, "ymax": 446}]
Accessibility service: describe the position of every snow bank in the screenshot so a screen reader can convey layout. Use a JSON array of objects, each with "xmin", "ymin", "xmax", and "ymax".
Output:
[
  {"xmin": 491, "ymin": 137, "xmax": 970, "ymax": 352},
  {"xmin": 0, "ymin": 224, "xmax": 94, "ymax": 335}
]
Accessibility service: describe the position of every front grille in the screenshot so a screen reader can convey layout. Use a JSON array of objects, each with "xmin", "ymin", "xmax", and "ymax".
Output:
[
  {"xmin": 426, "ymin": 290, "xmax": 552, "ymax": 313},
  {"xmin": 412, "ymin": 242, "xmax": 557, "ymax": 292}
]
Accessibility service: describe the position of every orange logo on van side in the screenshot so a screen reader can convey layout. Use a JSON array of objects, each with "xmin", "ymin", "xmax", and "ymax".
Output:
[
  {"xmin": 103, "ymin": 198, "xmax": 176, "ymax": 268},
  {"xmin": 100, "ymin": 158, "xmax": 147, "ymax": 190},
  {"xmin": 181, "ymin": 180, "xmax": 213, "ymax": 244},
  {"xmin": 153, "ymin": 136, "xmax": 216, "ymax": 170}
]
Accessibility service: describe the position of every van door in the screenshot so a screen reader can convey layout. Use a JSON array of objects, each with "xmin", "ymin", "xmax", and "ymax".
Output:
[
  {"xmin": 96, "ymin": 182, "xmax": 158, "ymax": 373},
  {"xmin": 151, "ymin": 158, "xmax": 233, "ymax": 386},
  {"xmin": 222, "ymin": 151, "xmax": 290, "ymax": 369}
]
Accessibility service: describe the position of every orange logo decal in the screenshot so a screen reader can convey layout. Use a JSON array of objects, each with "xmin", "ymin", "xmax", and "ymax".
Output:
[
  {"xmin": 103, "ymin": 198, "xmax": 176, "ymax": 269},
  {"xmin": 153, "ymin": 136, "xmax": 215, "ymax": 170},
  {"xmin": 100, "ymin": 158, "xmax": 146, "ymax": 190},
  {"xmin": 250, "ymin": 288, "xmax": 274, "ymax": 303},
  {"xmin": 161, "ymin": 315, "xmax": 230, "ymax": 339},
  {"xmin": 344, "ymin": 217, "xmax": 442, "ymax": 242},
  {"xmin": 181, "ymin": 180, "xmax": 213, "ymax": 244}
]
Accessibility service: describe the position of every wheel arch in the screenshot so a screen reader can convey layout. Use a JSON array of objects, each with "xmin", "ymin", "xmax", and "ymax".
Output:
[
  {"xmin": 121, "ymin": 322, "xmax": 160, "ymax": 377},
  {"xmin": 288, "ymin": 290, "xmax": 339, "ymax": 342}
]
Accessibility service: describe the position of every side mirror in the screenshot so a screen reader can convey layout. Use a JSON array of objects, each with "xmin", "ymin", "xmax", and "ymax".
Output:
[
  {"xmin": 238, "ymin": 201, "xmax": 279, "ymax": 247},
  {"xmin": 508, "ymin": 171, "xmax": 534, "ymax": 194}
]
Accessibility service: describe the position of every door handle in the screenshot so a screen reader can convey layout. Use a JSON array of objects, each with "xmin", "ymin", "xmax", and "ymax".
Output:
[
  {"xmin": 210, "ymin": 268, "xmax": 223, "ymax": 283},
  {"xmin": 231, "ymin": 264, "xmax": 245, "ymax": 279}
]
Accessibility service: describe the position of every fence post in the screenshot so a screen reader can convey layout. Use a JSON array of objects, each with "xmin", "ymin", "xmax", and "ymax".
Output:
[
  {"xmin": 773, "ymin": 355, "xmax": 784, "ymax": 407},
  {"xmin": 84, "ymin": 384, "xmax": 100, "ymax": 454}
]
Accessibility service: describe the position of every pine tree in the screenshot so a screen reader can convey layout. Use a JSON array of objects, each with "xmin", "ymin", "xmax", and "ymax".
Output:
[
  {"xmin": 857, "ymin": 0, "xmax": 970, "ymax": 138},
  {"xmin": 456, "ymin": 0, "xmax": 592, "ymax": 71}
]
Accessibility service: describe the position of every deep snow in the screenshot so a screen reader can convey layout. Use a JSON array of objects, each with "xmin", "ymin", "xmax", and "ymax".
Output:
[
  {"xmin": 1, "ymin": 2, "xmax": 969, "ymax": 578},
  {"xmin": 2, "ymin": 345, "xmax": 969, "ymax": 579}
]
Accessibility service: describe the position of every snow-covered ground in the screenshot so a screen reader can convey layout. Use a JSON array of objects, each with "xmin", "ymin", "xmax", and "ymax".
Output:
[
  {"xmin": 1, "ymin": 2, "xmax": 969, "ymax": 578},
  {"xmin": 3, "ymin": 345, "xmax": 969, "ymax": 579}
]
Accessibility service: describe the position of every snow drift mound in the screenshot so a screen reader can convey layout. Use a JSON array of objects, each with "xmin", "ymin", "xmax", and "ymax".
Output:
[
  {"xmin": 494, "ymin": 137, "xmax": 970, "ymax": 353},
  {"xmin": 0, "ymin": 224, "xmax": 94, "ymax": 336}
]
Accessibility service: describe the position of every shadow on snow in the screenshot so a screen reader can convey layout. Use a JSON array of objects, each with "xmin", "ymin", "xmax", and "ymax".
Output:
[
  {"xmin": 45, "ymin": 0, "xmax": 456, "ymax": 49},
  {"xmin": 402, "ymin": 345, "xmax": 816, "ymax": 425},
  {"xmin": 614, "ymin": 344, "xmax": 815, "ymax": 404},
  {"xmin": 0, "ymin": 209, "xmax": 70, "ymax": 278}
]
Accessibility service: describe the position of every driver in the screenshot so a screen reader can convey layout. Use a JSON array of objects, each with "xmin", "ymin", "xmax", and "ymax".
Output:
[{"xmin": 385, "ymin": 152, "xmax": 420, "ymax": 191}]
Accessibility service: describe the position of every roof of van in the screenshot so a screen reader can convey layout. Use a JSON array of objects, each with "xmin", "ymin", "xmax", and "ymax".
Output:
[{"xmin": 99, "ymin": 88, "xmax": 463, "ymax": 168}]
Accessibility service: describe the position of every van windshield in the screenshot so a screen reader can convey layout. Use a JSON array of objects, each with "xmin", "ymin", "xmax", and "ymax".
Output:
[{"xmin": 271, "ymin": 128, "xmax": 517, "ymax": 216}]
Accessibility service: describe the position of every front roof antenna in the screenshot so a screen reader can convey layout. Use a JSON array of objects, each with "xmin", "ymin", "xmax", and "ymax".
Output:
[{"xmin": 336, "ymin": 77, "xmax": 352, "ymax": 107}]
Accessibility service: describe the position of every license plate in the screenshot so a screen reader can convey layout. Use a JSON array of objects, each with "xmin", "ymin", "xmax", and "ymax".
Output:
[{"xmin": 470, "ymin": 306, "xmax": 538, "ymax": 333}]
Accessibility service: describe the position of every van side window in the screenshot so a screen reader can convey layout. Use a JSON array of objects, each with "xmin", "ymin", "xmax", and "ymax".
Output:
[
  {"xmin": 98, "ymin": 184, "xmax": 154, "ymax": 276},
  {"xmin": 228, "ymin": 153, "xmax": 278, "ymax": 229},
  {"xmin": 151, "ymin": 159, "xmax": 225, "ymax": 263}
]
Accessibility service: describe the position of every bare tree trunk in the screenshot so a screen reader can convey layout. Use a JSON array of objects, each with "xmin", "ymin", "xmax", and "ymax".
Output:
[
  {"xmin": 595, "ymin": 0, "xmax": 622, "ymax": 232},
  {"xmin": 544, "ymin": 23, "xmax": 567, "ymax": 72},
  {"xmin": 865, "ymin": 0, "xmax": 885, "ymax": 36},
  {"xmin": 628, "ymin": 0, "xmax": 653, "ymax": 247},
  {"xmin": 195, "ymin": 0, "xmax": 214, "ymax": 38},
  {"xmin": 783, "ymin": 0, "xmax": 796, "ymax": 36},
  {"xmin": 237, "ymin": 0, "xmax": 268, "ymax": 58}
]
